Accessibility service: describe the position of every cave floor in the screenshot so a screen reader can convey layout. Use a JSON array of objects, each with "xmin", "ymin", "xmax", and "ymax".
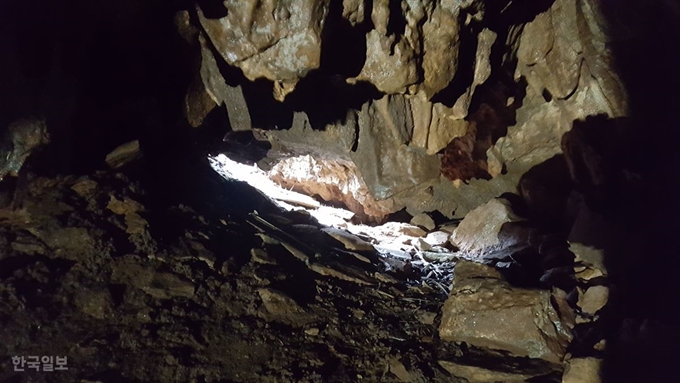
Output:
[{"xmin": 0, "ymin": 170, "xmax": 480, "ymax": 383}]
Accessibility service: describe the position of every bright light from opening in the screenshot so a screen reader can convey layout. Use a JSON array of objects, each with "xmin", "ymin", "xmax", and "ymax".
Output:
[
  {"xmin": 208, "ymin": 153, "xmax": 459, "ymax": 268},
  {"xmin": 208, "ymin": 154, "xmax": 354, "ymax": 226}
]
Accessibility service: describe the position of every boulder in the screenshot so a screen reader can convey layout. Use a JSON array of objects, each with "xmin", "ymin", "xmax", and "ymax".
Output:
[
  {"xmin": 439, "ymin": 260, "xmax": 573, "ymax": 364},
  {"xmin": 449, "ymin": 198, "xmax": 524, "ymax": 261}
]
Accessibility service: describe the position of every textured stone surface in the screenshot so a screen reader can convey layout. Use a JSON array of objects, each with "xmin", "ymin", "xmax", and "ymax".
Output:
[
  {"xmin": 438, "ymin": 361, "xmax": 534, "ymax": 383},
  {"xmin": 439, "ymin": 260, "xmax": 572, "ymax": 364},
  {"xmin": 489, "ymin": 0, "xmax": 628, "ymax": 175},
  {"xmin": 342, "ymin": 0, "xmax": 366, "ymax": 25},
  {"xmin": 351, "ymin": 95, "xmax": 440, "ymax": 201},
  {"xmin": 578, "ymin": 285, "xmax": 609, "ymax": 315},
  {"xmin": 410, "ymin": 213, "xmax": 436, "ymax": 231},
  {"xmin": 105, "ymin": 140, "xmax": 142, "ymax": 170},
  {"xmin": 450, "ymin": 198, "xmax": 523, "ymax": 260},
  {"xmin": 197, "ymin": 0, "xmax": 329, "ymax": 83},
  {"xmin": 0, "ymin": 117, "xmax": 49, "ymax": 180},
  {"xmin": 257, "ymin": 110, "xmax": 356, "ymax": 160},
  {"xmin": 562, "ymin": 357, "xmax": 602, "ymax": 383}
]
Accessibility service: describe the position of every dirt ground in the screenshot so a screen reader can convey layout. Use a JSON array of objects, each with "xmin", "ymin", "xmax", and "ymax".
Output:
[{"xmin": 0, "ymin": 170, "xmax": 503, "ymax": 383}]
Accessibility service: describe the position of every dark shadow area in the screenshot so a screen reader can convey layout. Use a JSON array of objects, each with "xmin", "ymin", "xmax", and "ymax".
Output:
[
  {"xmin": 595, "ymin": 1, "xmax": 680, "ymax": 381},
  {"xmin": 195, "ymin": 0, "xmax": 228, "ymax": 19}
]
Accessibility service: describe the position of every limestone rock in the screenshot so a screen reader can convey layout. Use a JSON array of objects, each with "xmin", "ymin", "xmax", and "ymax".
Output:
[
  {"xmin": 355, "ymin": 16, "xmax": 418, "ymax": 94},
  {"xmin": 438, "ymin": 361, "xmax": 534, "ymax": 383},
  {"xmin": 577, "ymin": 285, "xmax": 609, "ymax": 315},
  {"xmin": 258, "ymin": 110, "xmax": 357, "ymax": 160},
  {"xmin": 342, "ymin": 0, "xmax": 365, "ymax": 25},
  {"xmin": 351, "ymin": 95, "xmax": 440, "ymax": 200},
  {"xmin": 321, "ymin": 227, "xmax": 374, "ymax": 251},
  {"xmin": 257, "ymin": 288, "xmax": 315, "ymax": 327},
  {"xmin": 421, "ymin": 5, "xmax": 461, "ymax": 97},
  {"xmin": 439, "ymin": 260, "xmax": 572, "ymax": 364},
  {"xmin": 423, "ymin": 231, "xmax": 450, "ymax": 247},
  {"xmin": 450, "ymin": 198, "xmax": 523, "ymax": 260},
  {"xmin": 197, "ymin": 0, "xmax": 329, "ymax": 84},
  {"xmin": 198, "ymin": 34, "xmax": 230, "ymax": 108},
  {"xmin": 427, "ymin": 104, "xmax": 469, "ymax": 154},
  {"xmin": 491, "ymin": 0, "xmax": 627, "ymax": 175},
  {"xmin": 410, "ymin": 213, "xmax": 436, "ymax": 231},
  {"xmin": 0, "ymin": 117, "xmax": 50, "ymax": 180},
  {"xmin": 562, "ymin": 357, "xmax": 602, "ymax": 383},
  {"xmin": 409, "ymin": 94, "xmax": 469, "ymax": 155},
  {"xmin": 449, "ymin": 28, "xmax": 497, "ymax": 119},
  {"xmin": 111, "ymin": 258, "xmax": 195, "ymax": 300},
  {"xmin": 105, "ymin": 140, "xmax": 142, "ymax": 170},
  {"xmin": 268, "ymin": 155, "xmax": 396, "ymax": 221}
]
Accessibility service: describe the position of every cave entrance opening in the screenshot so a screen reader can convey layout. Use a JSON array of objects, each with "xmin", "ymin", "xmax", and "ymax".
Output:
[{"xmin": 208, "ymin": 152, "xmax": 461, "ymax": 288}]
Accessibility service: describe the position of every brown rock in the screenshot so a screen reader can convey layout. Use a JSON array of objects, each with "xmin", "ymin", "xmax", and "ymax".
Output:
[
  {"xmin": 410, "ymin": 213, "xmax": 436, "ymax": 231},
  {"xmin": 577, "ymin": 285, "xmax": 609, "ymax": 315},
  {"xmin": 449, "ymin": 198, "xmax": 523, "ymax": 260},
  {"xmin": 562, "ymin": 357, "xmax": 602, "ymax": 383},
  {"xmin": 105, "ymin": 140, "xmax": 142, "ymax": 170},
  {"xmin": 439, "ymin": 260, "xmax": 572, "ymax": 364},
  {"xmin": 0, "ymin": 118, "xmax": 50, "ymax": 180},
  {"xmin": 321, "ymin": 227, "xmax": 374, "ymax": 251},
  {"xmin": 111, "ymin": 258, "xmax": 195, "ymax": 300},
  {"xmin": 490, "ymin": 0, "xmax": 627, "ymax": 176},
  {"xmin": 421, "ymin": 5, "xmax": 460, "ymax": 97},
  {"xmin": 268, "ymin": 154, "xmax": 396, "ymax": 221},
  {"xmin": 197, "ymin": 0, "xmax": 329, "ymax": 84},
  {"xmin": 351, "ymin": 95, "xmax": 440, "ymax": 200},
  {"xmin": 342, "ymin": 0, "xmax": 366, "ymax": 25},
  {"xmin": 423, "ymin": 231, "xmax": 451, "ymax": 247},
  {"xmin": 353, "ymin": 0, "xmax": 419, "ymax": 94},
  {"xmin": 257, "ymin": 288, "xmax": 315, "ymax": 327},
  {"xmin": 438, "ymin": 361, "xmax": 534, "ymax": 383}
]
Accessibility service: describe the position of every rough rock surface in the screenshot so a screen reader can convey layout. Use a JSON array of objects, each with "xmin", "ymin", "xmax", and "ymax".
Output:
[
  {"xmin": 2, "ymin": 169, "xmax": 561, "ymax": 383},
  {"xmin": 449, "ymin": 198, "xmax": 524, "ymax": 260},
  {"xmin": 488, "ymin": 0, "xmax": 628, "ymax": 175},
  {"xmin": 197, "ymin": 0, "xmax": 329, "ymax": 83},
  {"xmin": 562, "ymin": 357, "xmax": 602, "ymax": 383},
  {"xmin": 351, "ymin": 95, "xmax": 441, "ymax": 200},
  {"xmin": 0, "ymin": 118, "xmax": 50, "ymax": 180},
  {"xmin": 439, "ymin": 260, "xmax": 573, "ymax": 365}
]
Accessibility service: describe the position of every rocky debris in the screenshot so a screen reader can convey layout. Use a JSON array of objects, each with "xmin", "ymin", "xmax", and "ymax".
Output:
[
  {"xmin": 449, "ymin": 198, "xmax": 524, "ymax": 260},
  {"xmin": 256, "ymin": 288, "xmax": 315, "ymax": 327},
  {"xmin": 0, "ymin": 170, "xmax": 463, "ymax": 383},
  {"xmin": 105, "ymin": 139, "xmax": 142, "ymax": 169},
  {"xmin": 410, "ymin": 213, "xmax": 436, "ymax": 231},
  {"xmin": 422, "ymin": 231, "xmax": 450, "ymax": 247},
  {"xmin": 562, "ymin": 357, "xmax": 602, "ymax": 383},
  {"xmin": 439, "ymin": 260, "xmax": 573, "ymax": 367},
  {"xmin": 0, "ymin": 117, "xmax": 50, "ymax": 180},
  {"xmin": 321, "ymin": 227, "xmax": 374, "ymax": 251},
  {"xmin": 577, "ymin": 285, "xmax": 609, "ymax": 316},
  {"xmin": 438, "ymin": 360, "xmax": 535, "ymax": 383}
]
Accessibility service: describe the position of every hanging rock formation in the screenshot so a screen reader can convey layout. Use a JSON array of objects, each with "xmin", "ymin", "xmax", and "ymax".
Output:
[{"xmin": 188, "ymin": 0, "xmax": 628, "ymax": 221}]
